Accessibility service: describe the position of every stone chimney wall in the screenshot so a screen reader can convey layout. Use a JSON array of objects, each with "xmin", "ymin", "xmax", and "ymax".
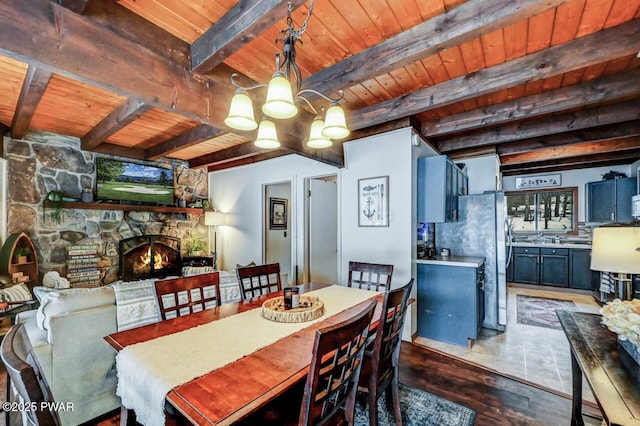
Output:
[{"xmin": 5, "ymin": 131, "xmax": 209, "ymax": 285}]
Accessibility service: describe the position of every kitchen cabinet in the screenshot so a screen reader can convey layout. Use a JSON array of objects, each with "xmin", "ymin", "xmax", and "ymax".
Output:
[
  {"xmin": 540, "ymin": 248, "xmax": 569, "ymax": 287},
  {"xmin": 586, "ymin": 177, "xmax": 636, "ymax": 223},
  {"xmin": 511, "ymin": 246, "xmax": 597, "ymax": 290},
  {"xmin": 417, "ymin": 155, "xmax": 468, "ymax": 223},
  {"xmin": 513, "ymin": 247, "xmax": 540, "ymax": 285},
  {"xmin": 570, "ymin": 249, "xmax": 600, "ymax": 290},
  {"xmin": 417, "ymin": 261, "xmax": 484, "ymax": 347}
]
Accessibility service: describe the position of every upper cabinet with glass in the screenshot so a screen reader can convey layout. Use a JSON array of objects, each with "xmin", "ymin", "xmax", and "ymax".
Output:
[{"xmin": 506, "ymin": 187, "xmax": 578, "ymax": 235}]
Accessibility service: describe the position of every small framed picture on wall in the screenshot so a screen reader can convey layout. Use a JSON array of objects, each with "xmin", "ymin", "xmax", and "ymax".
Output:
[
  {"xmin": 358, "ymin": 176, "xmax": 389, "ymax": 227},
  {"xmin": 269, "ymin": 197, "xmax": 287, "ymax": 230}
]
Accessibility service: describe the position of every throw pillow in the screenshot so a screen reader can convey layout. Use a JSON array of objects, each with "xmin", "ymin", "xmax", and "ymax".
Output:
[
  {"xmin": 0, "ymin": 283, "xmax": 33, "ymax": 312},
  {"xmin": 36, "ymin": 286, "xmax": 115, "ymax": 331}
]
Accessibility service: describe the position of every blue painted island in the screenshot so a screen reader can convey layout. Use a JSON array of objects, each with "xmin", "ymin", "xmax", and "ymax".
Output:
[{"xmin": 417, "ymin": 256, "xmax": 485, "ymax": 347}]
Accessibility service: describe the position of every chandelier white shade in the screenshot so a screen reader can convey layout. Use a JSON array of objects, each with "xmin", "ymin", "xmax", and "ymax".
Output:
[
  {"xmin": 224, "ymin": 0, "xmax": 348, "ymax": 150},
  {"xmin": 262, "ymin": 71, "xmax": 298, "ymax": 119},
  {"xmin": 224, "ymin": 89, "xmax": 258, "ymax": 131},
  {"xmin": 254, "ymin": 119, "xmax": 281, "ymax": 149},
  {"xmin": 321, "ymin": 102, "xmax": 350, "ymax": 139}
]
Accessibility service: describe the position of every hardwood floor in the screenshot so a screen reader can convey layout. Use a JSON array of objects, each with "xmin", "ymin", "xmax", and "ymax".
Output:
[{"xmin": 1, "ymin": 341, "xmax": 600, "ymax": 426}]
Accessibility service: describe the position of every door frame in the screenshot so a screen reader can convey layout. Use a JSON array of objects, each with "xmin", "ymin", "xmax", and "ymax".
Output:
[
  {"xmin": 262, "ymin": 178, "xmax": 295, "ymax": 284},
  {"xmin": 303, "ymin": 173, "xmax": 340, "ymax": 284}
]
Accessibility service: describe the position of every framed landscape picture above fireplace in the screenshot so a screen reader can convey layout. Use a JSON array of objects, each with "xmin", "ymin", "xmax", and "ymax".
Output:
[{"xmin": 96, "ymin": 158, "xmax": 175, "ymax": 205}]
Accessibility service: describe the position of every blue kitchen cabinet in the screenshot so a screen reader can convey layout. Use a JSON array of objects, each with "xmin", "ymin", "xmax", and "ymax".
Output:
[
  {"xmin": 587, "ymin": 177, "xmax": 637, "ymax": 223},
  {"xmin": 513, "ymin": 247, "xmax": 540, "ymax": 285},
  {"xmin": 417, "ymin": 155, "xmax": 468, "ymax": 223},
  {"xmin": 540, "ymin": 248, "xmax": 569, "ymax": 287},
  {"xmin": 417, "ymin": 262, "xmax": 483, "ymax": 347},
  {"xmin": 570, "ymin": 249, "xmax": 600, "ymax": 290}
]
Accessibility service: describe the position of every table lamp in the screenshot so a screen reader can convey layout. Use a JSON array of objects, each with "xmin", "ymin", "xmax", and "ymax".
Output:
[
  {"xmin": 204, "ymin": 211, "xmax": 226, "ymax": 269},
  {"xmin": 590, "ymin": 224, "xmax": 640, "ymax": 300}
]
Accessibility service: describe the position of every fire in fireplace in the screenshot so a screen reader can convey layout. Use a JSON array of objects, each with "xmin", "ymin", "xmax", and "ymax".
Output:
[{"xmin": 119, "ymin": 235, "xmax": 181, "ymax": 281}]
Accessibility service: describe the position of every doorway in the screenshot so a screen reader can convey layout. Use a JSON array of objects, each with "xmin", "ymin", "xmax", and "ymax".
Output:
[
  {"xmin": 305, "ymin": 175, "xmax": 338, "ymax": 284},
  {"xmin": 264, "ymin": 181, "xmax": 292, "ymax": 285}
]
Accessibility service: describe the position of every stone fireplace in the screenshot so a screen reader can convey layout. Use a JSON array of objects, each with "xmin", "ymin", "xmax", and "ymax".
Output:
[{"xmin": 119, "ymin": 235, "xmax": 181, "ymax": 281}]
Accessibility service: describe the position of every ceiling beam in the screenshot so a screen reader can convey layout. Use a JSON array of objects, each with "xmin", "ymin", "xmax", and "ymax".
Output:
[
  {"xmin": 500, "ymin": 137, "xmax": 640, "ymax": 166},
  {"xmin": 191, "ymin": 0, "xmax": 307, "ymax": 75},
  {"xmin": 422, "ymin": 69, "xmax": 640, "ymax": 138},
  {"xmin": 493, "ymin": 120, "xmax": 640, "ymax": 156},
  {"xmin": 0, "ymin": 0, "xmax": 230, "ymax": 126},
  {"xmin": 438, "ymin": 100, "xmax": 640, "ymax": 152},
  {"xmin": 146, "ymin": 125, "xmax": 226, "ymax": 160},
  {"xmin": 502, "ymin": 158, "xmax": 638, "ymax": 176},
  {"xmin": 90, "ymin": 142, "xmax": 146, "ymax": 160},
  {"xmin": 347, "ymin": 117, "xmax": 421, "ymax": 142},
  {"xmin": 348, "ymin": 19, "xmax": 640, "ymax": 131},
  {"xmin": 81, "ymin": 98, "xmax": 153, "ymax": 150},
  {"xmin": 10, "ymin": 65, "xmax": 52, "ymax": 140},
  {"xmin": 207, "ymin": 151, "xmax": 287, "ymax": 172},
  {"xmin": 57, "ymin": 0, "xmax": 89, "ymax": 14},
  {"xmin": 190, "ymin": 142, "xmax": 265, "ymax": 168},
  {"xmin": 303, "ymin": 0, "xmax": 571, "ymax": 97},
  {"xmin": 501, "ymin": 148, "xmax": 640, "ymax": 172}
]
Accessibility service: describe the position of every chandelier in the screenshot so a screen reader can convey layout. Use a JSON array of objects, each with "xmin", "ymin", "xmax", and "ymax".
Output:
[{"xmin": 224, "ymin": 0, "xmax": 349, "ymax": 150}]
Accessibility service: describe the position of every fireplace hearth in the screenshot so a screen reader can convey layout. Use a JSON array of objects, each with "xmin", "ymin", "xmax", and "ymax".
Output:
[{"xmin": 119, "ymin": 235, "xmax": 181, "ymax": 281}]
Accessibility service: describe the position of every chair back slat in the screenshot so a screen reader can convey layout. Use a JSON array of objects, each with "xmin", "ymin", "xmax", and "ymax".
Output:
[
  {"xmin": 236, "ymin": 263, "xmax": 282, "ymax": 300},
  {"xmin": 299, "ymin": 299, "xmax": 378, "ymax": 426},
  {"xmin": 154, "ymin": 272, "xmax": 221, "ymax": 320},
  {"xmin": 1, "ymin": 323, "xmax": 59, "ymax": 426},
  {"xmin": 348, "ymin": 261, "xmax": 393, "ymax": 292}
]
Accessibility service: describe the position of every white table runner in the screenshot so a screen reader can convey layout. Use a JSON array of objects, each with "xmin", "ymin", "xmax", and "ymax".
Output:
[{"xmin": 115, "ymin": 285, "xmax": 379, "ymax": 426}]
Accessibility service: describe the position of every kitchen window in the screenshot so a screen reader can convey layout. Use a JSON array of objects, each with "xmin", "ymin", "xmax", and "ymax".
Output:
[{"xmin": 506, "ymin": 187, "xmax": 578, "ymax": 235}]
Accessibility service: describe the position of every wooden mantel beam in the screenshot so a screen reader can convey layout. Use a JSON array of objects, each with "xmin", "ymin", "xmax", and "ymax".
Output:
[
  {"xmin": 191, "ymin": 0, "xmax": 307, "ymax": 75},
  {"xmin": 422, "ymin": 69, "xmax": 640, "ymax": 138},
  {"xmin": 81, "ymin": 98, "xmax": 153, "ymax": 150},
  {"xmin": 10, "ymin": 65, "xmax": 52, "ymax": 140},
  {"xmin": 348, "ymin": 19, "xmax": 640, "ymax": 131},
  {"xmin": 438, "ymin": 100, "xmax": 640, "ymax": 152}
]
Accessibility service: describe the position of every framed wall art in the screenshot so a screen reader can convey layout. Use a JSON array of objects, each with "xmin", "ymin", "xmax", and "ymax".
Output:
[
  {"xmin": 358, "ymin": 176, "xmax": 389, "ymax": 227},
  {"xmin": 269, "ymin": 197, "xmax": 287, "ymax": 230},
  {"xmin": 515, "ymin": 173, "xmax": 562, "ymax": 189}
]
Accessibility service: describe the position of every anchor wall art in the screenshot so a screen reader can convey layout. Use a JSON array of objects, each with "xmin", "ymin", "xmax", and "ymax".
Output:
[{"xmin": 358, "ymin": 176, "xmax": 389, "ymax": 227}]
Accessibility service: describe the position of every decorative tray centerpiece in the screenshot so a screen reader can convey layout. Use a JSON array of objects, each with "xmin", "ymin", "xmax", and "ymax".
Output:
[{"xmin": 262, "ymin": 295, "xmax": 324, "ymax": 323}]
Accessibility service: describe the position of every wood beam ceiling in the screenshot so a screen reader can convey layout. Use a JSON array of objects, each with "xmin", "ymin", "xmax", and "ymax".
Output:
[
  {"xmin": 348, "ymin": 20, "xmax": 640, "ymax": 131},
  {"xmin": 422, "ymin": 69, "xmax": 640, "ymax": 138},
  {"xmin": 10, "ymin": 65, "xmax": 52, "ymax": 139},
  {"xmin": 207, "ymin": 151, "xmax": 287, "ymax": 172},
  {"xmin": 146, "ymin": 125, "xmax": 226, "ymax": 160},
  {"xmin": 81, "ymin": 98, "xmax": 152, "ymax": 150}
]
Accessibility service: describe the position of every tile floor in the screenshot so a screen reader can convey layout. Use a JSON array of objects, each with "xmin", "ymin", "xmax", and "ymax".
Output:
[{"xmin": 413, "ymin": 285, "xmax": 602, "ymax": 404}]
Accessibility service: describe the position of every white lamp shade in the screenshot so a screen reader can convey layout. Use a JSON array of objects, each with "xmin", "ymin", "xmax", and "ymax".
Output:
[
  {"xmin": 254, "ymin": 119, "xmax": 281, "ymax": 149},
  {"xmin": 224, "ymin": 89, "xmax": 258, "ymax": 130},
  {"xmin": 321, "ymin": 103, "xmax": 349, "ymax": 139},
  {"xmin": 262, "ymin": 72, "xmax": 297, "ymax": 119},
  {"xmin": 306, "ymin": 116, "xmax": 332, "ymax": 149},
  {"xmin": 204, "ymin": 211, "xmax": 226, "ymax": 226},
  {"xmin": 590, "ymin": 226, "xmax": 640, "ymax": 274}
]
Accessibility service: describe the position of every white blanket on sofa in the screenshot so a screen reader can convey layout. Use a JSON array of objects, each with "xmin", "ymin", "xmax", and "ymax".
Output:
[{"xmin": 111, "ymin": 279, "xmax": 161, "ymax": 332}]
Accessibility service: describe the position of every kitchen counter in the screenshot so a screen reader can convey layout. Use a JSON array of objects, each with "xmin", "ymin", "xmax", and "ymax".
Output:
[
  {"xmin": 416, "ymin": 255, "xmax": 485, "ymax": 268},
  {"xmin": 510, "ymin": 241, "xmax": 591, "ymax": 249}
]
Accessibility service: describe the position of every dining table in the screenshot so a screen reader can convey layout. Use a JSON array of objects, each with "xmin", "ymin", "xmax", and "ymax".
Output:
[{"xmin": 104, "ymin": 282, "xmax": 383, "ymax": 426}]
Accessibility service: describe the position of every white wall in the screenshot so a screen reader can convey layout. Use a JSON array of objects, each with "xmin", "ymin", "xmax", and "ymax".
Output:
[
  {"xmin": 461, "ymin": 154, "xmax": 500, "ymax": 195},
  {"xmin": 502, "ymin": 164, "xmax": 633, "ymax": 221},
  {"xmin": 208, "ymin": 155, "xmax": 337, "ymax": 282}
]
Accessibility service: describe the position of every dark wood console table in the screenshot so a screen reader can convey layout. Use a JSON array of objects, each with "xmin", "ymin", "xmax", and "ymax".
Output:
[{"xmin": 557, "ymin": 310, "xmax": 640, "ymax": 426}]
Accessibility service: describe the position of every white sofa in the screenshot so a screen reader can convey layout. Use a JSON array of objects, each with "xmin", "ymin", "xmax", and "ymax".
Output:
[{"xmin": 15, "ymin": 271, "xmax": 240, "ymax": 426}]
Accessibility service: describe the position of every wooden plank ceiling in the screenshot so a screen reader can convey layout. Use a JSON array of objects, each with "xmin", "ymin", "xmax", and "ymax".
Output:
[{"xmin": 0, "ymin": 0, "xmax": 638, "ymax": 175}]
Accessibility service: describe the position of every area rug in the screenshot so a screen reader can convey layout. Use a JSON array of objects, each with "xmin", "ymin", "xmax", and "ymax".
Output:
[
  {"xmin": 516, "ymin": 295, "xmax": 576, "ymax": 330},
  {"xmin": 353, "ymin": 382, "xmax": 476, "ymax": 426}
]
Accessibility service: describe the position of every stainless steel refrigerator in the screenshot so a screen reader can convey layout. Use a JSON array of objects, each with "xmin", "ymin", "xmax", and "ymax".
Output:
[{"xmin": 435, "ymin": 191, "xmax": 509, "ymax": 331}]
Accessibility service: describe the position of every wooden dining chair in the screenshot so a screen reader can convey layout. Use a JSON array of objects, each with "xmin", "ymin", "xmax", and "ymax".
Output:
[
  {"xmin": 348, "ymin": 261, "xmax": 394, "ymax": 292},
  {"xmin": 154, "ymin": 272, "xmax": 221, "ymax": 320},
  {"xmin": 1, "ymin": 323, "xmax": 60, "ymax": 426},
  {"xmin": 358, "ymin": 278, "xmax": 414, "ymax": 426},
  {"xmin": 236, "ymin": 263, "xmax": 282, "ymax": 300},
  {"xmin": 299, "ymin": 298, "xmax": 378, "ymax": 426}
]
